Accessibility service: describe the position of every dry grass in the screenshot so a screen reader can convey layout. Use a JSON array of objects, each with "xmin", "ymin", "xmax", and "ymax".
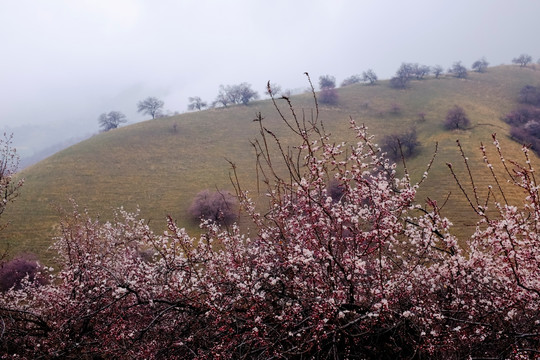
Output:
[{"xmin": 3, "ymin": 65, "xmax": 540, "ymax": 262}]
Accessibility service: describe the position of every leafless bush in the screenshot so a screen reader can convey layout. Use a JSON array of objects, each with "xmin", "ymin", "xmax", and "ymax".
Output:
[
  {"xmin": 444, "ymin": 105, "xmax": 470, "ymax": 129},
  {"xmin": 381, "ymin": 128, "xmax": 420, "ymax": 160},
  {"xmin": 319, "ymin": 88, "xmax": 338, "ymax": 105},
  {"xmin": 188, "ymin": 190, "xmax": 238, "ymax": 225},
  {"xmin": 340, "ymin": 75, "xmax": 361, "ymax": 87}
]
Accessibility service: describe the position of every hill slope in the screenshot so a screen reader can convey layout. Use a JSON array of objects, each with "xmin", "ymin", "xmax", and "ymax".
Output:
[{"xmin": 3, "ymin": 66, "xmax": 540, "ymax": 260}]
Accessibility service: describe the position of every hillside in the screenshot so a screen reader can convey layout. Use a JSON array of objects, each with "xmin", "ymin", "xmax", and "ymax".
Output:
[{"xmin": 3, "ymin": 65, "xmax": 540, "ymax": 261}]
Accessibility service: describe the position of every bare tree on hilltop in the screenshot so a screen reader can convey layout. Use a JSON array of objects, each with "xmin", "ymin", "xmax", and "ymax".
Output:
[
  {"xmin": 98, "ymin": 111, "xmax": 127, "ymax": 131},
  {"xmin": 472, "ymin": 57, "xmax": 489, "ymax": 73},
  {"xmin": 432, "ymin": 65, "xmax": 444, "ymax": 79},
  {"xmin": 512, "ymin": 54, "xmax": 533, "ymax": 67},
  {"xmin": 411, "ymin": 63, "xmax": 431, "ymax": 79},
  {"xmin": 448, "ymin": 61, "xmax": 468, "ymax": 78},
  {"xmin": 213, "ymin": 83, "xmax": 259, "ymax": 107},
  {"xmin": 361, "ymin": 69, "xmax": 378, "ymax": 85},
  {"xmin": 390, "ymin": 63, "xmax": 414, "ymax": 89},
  {"xmin": 137, "ymin": 97, "xmax": 164, "ymax": 119},
  {"xmin": 187, "ymin": 96, "xmax": 207, "ymax": 111},
  {"xmin": 318, "ymin": 75, "xmax": 338, "ymax": 105}
]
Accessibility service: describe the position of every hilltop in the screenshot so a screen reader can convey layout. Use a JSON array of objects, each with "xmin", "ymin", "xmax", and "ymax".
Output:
[{"xmin": 3, "ymin": 65, "xmax": 540, "ymax": 260}]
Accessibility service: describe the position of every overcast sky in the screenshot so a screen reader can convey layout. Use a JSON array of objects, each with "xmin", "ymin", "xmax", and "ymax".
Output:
[{"xmin": 1, "ymin": 0, "xmax": 540, "ymax": 151}]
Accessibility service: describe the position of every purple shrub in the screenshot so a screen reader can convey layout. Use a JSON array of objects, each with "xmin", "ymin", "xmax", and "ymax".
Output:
[
  {"xmin": 444, "ymin": 105, "xmax": 470, "ymax": 130},
  {"xmin": 0, "ymin": 254, "xmax": 45, "ymax": 291},
  {"xmin": 188, "ymin": 190, "xmax": 238, "ymax": 225}
]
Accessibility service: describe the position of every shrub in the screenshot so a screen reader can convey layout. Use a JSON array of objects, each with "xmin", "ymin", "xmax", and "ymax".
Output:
[
  {"xmin": 188, "ymin": 189, "xmax": 238, "ymax": 225},
  {"xmin": 504, "ymin": 107, "xmax": 540, "ymax": 126},
  {"xmin": 444, "ymin": 105, "xmax": 470, "ymax": 129},
  {"xmin": 518, "ymin": 85, "xmax": 540, "ymax": 106},
  {"xmin": 509, "ymin": 125, "xmax": 540, "ymax": 151},
  {"xmin": 381, "ymin": 128, "xmax": 420, "ymax": 160},
  {"xmin": 0, "ymin": 254, "xmax": 45, "ymax": 291},
  {"xmin": 340, "ymin": 75, "xmax": 361, "ymax": 87},
  {"xmin": 319, "ymin": 87, "xmax": 338, "ymax": 105},
  {"xmin": 389, "ymin": 76, "xmax": 409, "ymax": 89}
]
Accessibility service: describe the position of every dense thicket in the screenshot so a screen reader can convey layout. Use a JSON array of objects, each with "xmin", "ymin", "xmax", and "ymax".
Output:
[{"xmin": 505, "ymin": 85, "xmax": 540, "ymax": 153}]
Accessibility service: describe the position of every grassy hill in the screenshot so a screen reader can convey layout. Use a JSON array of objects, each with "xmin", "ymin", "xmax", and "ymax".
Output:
[{"xmin": 3, "ymin": 65, "xmax": 540, "ymax": 262}]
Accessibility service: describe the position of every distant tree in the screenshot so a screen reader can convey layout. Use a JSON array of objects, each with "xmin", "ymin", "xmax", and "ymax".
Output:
[
  {"xmin": 381, "ymin": 128, "xmax": 420, "ymax": 160},
  {"xmin": 318, "ymin": 75, "xmax": 338, "ymax": 105},
  {"xmin": 432, "ymin": 65, "xmax": 444, "ymax": 79},
  {"xmin": 340, "ymin": 75, "xmax": 361, "ymax": 87},
  {"xmin": 444, "ymin": 105, "xmax": 470, "ymax": 129},
  {"xmin": 213, "ymin": 85, "xmax": 232, "ymax": 107},
  {"xmin": 213, "ymin": 83, "xmax": 259, "ymax": 107},
  {"xmin": 448, "ymin": 61, "xmax": 468, "ymax": 78},
  {"xmin": 396, "ymin": 62, "xmax": 415, "ymax": 79},
  {"xmin": 411, "ymin": 63, "xmax": 431, "ymax": 79},
  {"xmin": 319, "ymin": 75, "xmax": 336, "ymax": 89},
  {"xmin": 98, "ymin": 111, "xmax": 127, "ymax": 131},
  {"xmin": 361, "ymin": 69, "xmax": 378, "ymax": 85},
  {"xmin": 390, "ymin": 63, "xmax": 414, "ymax": 89},
  {"xmin": 137, "ymin": 97, "xmax": 164, "ymax": 119},
  {"xmin": 512, "ymin": 54, "xmax": 533, "ymax": 67},
  {"xmin": 188, "ymin": 190, "xmax": 238, "ymax": 225},
  {"xmin": 237, "ymin": 83, "xmax": 259, "ymax": 105},
  {"xmin": 187, "ymin": 96, "xmax": 207, "ymax": 111},
  {"xmin": 472, "ymin": 57, "xmax": 489, "ymax": 73}
]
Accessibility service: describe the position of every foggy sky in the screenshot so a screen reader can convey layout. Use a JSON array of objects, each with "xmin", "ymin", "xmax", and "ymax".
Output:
[{"xmin": 1, "ymin": 0, "xmax": 540, "ymax": 155}]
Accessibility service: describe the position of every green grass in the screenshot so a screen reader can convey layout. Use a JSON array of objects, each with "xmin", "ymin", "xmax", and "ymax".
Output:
[{"xmin": 3, "ymin": 65, "xmax": 540, "ymax": 262}]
